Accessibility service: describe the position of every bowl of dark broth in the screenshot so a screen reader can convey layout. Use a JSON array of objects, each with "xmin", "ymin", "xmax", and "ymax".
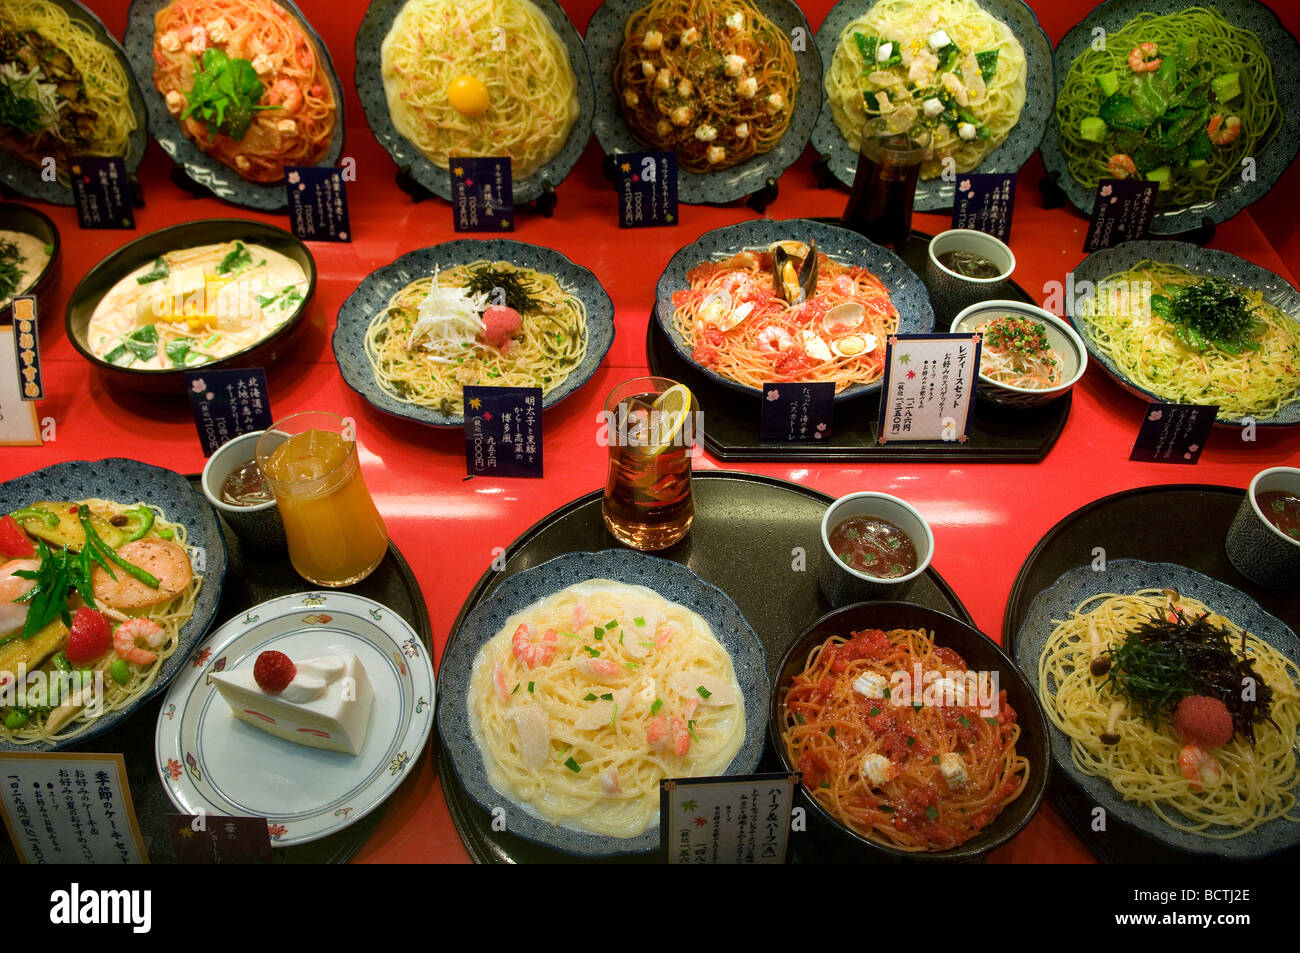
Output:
[
  {"xmin": 200, "ymin": 430, "xmax": 286, "ymax": 551},
  {"xmin": 1226, "ymin": 467, "xmax": 1300, "ymax": 590},
  {"xmin": 926, "ymin": 229, "xmax": 1015, "ymax": 325},
  {"xmin": 818, "ymin": 492, "xmax": 934, "ymax": 606}
]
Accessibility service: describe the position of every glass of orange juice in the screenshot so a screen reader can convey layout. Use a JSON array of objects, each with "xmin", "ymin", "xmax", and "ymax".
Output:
[{"xmin": 255, "ymin": 412, "xmax": 388, "ymax": 587}]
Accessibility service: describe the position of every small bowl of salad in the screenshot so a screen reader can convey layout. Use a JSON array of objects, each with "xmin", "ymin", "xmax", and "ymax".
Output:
[{"xmin": 950, "ymin": 300, "xmax": 1088, "ymax": 408}]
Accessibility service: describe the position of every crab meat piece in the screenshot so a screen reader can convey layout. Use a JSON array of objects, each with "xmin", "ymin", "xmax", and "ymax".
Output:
[
  {"xmin": 668, "ymin": 673, "xmax": 736, "ymax": 707},
  {"xmin": 801, "ymin": 330, "xmax": 832, "ymax": 362},
  {"xmin": 573, "ymin": 688, "xmax": 632, "ymax": 730},
  {"xmin": 507, "ymin": 705, "xmax": 550, "ymax": 770}
]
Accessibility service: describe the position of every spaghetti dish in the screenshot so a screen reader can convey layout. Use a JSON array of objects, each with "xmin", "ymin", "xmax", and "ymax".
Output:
[
  {"xmin": 0, "ymin": 498, "xmax": 200, "ymax": 746},
  {"xmin": 1055, "ymin": 7, "xmax": 1279, "ymax": 207},
  {"xmin": 381, "ymin": 0, "xmax": 579, "ymax": 180},
  {"xmin": 365, "ymin": 259, "xmax": 588, "ymax": 418},
  {"xmin": 781, "ymin": 627, "xmax": 1028, "ymax": 851},
  {"xmin": 87, "ymin": 239, "xmax": 309, "ymax": 371},
  {"xmin": 0, "ymin": 0, "xmax": 138, "ymax": 179},
  {"xmin": 468, "ymin": 579, "xmax": 745, "ymax": 837},
  {"xmin": 1038, "ymin": 588, "xmax": 1300, "ymax": 838},
  {"xmin": 1077, "ymin": 260, "xmax": 1300, "ymax": 420},
  {"xmin": 614, "ymin": 0, "xmax": 799, "ymax": 172},
  {"xmin": 152, "ymin": 0, "xmax": 337, "ymax": 182},
  {"xmin": 671, "ymin": 241, "xmax": 898, "ymax": 392},
  {"xmin": 825, "ymin": 0, "xmax": 1027, "ymax": 180},
  {"xmin": 973, "ymin": 315, "xmax": 1063, "ymax": 389}
]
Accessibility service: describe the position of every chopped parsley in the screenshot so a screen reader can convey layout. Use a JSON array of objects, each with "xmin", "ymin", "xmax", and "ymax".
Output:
[
  {"xmin": 650, "ymin": 698, "xmax": 663, "ymax": 716},
  {"xmin": 696, "ymin": 685, "xmax": 712, "ymax": 699},
  {"xmin": 563, "ymin": 757, "xmax": 582, "ymax": 774}
]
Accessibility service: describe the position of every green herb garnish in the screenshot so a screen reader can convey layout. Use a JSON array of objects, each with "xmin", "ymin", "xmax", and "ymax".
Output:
[
  {"xmin": 181, "ymin": 48, "xmax": 277, "ymax": 140},
  {"xmin": 1152, "ymin": 277, "xmax": 1265, "ymax": 354}
]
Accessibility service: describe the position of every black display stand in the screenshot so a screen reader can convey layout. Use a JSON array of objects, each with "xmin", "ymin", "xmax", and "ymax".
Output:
[
  {"xmin": 812, "ymin": 152, "xmax": 843, "ymax": 191},
  {"xmin": 1040, "ymin": 171, "xmax": 1218, "ymax": 244},
  {"xmin": 396, "ymin": 165, "xmax": 558, "ymax": 217}
]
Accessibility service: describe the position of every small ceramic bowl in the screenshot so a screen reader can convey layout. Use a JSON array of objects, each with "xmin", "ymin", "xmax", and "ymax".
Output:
[
  {"xmin": 926, "ymin": 229, "xmax": 1015, "ymax": 325},
  {"xmin": 200, "ymin": 430, "xmax": 286, "ymax": 552},
  {"xmin": 950, "ymin": 300, "xmax": 1088, "ymax": 408},
  {"xmin": 1226, "ymin": 467, "xmax": 1300, "ymax": 591},
  {"xmin": 818, "ymin": 492, "xmax": 934, "ymax": 606}
]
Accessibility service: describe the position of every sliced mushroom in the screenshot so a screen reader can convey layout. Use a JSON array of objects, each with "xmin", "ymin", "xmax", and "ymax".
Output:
[{"xmin": 1099, "ymin": 700, "xmax": 1125, "ymax": 745}]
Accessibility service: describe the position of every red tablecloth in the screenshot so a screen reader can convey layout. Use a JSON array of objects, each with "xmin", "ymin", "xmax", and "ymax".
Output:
[{"xmin": 3, "ymin": 0, "xmax": 1298, "ymax": 864}]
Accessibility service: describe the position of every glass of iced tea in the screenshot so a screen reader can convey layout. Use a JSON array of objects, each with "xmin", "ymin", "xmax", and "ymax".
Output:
[
  {"xmin": 842, "ymin": 118, "xmax": 932, "ymax": 249},
  {"xmin": 601, "ymin": 377, "xmax": 697, "ymax": 551},
  {"xmin": 255, "ymin": 412, "xmax": 388, "ymax": 587}
]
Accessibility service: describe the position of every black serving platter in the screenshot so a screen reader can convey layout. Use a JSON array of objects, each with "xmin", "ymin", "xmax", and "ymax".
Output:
[
  {"xmin": 65, "ymin": 219, "xmax": 316, "ymax": 395},
  {"xmin": 438, "ymin": 470, "xmax": 973, "ymax": 864},
  {"xmin": 0, "ymin": 478, "xmax": 434, "ymax": 865},
  {"xmin": 1003, "ymin": 484, "xmax": 1300, "ymax": 864},
  {"xmin": 647, "ymin": 229, "xmax": 1071, "ymax": 462}
]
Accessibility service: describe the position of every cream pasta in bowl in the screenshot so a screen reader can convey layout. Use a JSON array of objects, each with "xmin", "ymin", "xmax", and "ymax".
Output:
[{"xmin": 439, "ymin": 550, "xmax": 768, "ymax": 856}]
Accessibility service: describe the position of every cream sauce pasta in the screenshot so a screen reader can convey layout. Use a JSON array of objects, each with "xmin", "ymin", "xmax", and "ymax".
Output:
[
  {"xmin": 86, "ymin": 240, "xmax": 307, "ymax": 370},
  {"xmin": 0, "ymin": 229, "xmax": 51, "ymax": 310},
  {"xmin": 469, "ymin": 579, "xmax": 745, "ymax": 838}
]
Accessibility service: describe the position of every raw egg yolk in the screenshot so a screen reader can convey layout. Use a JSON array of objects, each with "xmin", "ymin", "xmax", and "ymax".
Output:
[{"xmin": 448, "ymin": 75, "xmax": 490, "ymax": 117}]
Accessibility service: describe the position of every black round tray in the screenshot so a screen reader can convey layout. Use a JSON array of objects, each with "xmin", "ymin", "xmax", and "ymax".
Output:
[
  {"xmin": 0, "ymin": 479, "xmax": 435, "ymax": 865},
  {"xmin": 1003, "ymin": 483, "xmax": 1300, "ymax": 864},
  {"xmin": 437, "ymin": 470, "xmax": 972, "ymax": 863}
]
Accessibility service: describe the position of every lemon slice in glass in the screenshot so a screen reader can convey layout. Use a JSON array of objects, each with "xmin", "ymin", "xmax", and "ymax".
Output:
[{"xmin": 648, "ymin": 383, "xmax": 694, "ymax": 452}]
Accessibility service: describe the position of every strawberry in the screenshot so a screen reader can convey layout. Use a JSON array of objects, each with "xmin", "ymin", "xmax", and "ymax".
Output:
[
  {"xmin": 253, "ymin": 650, "xmax": 296, "ymax": 694},
  {"xmin": 66, "ymin": 608, "xmax": 113, "ymax": 664}
]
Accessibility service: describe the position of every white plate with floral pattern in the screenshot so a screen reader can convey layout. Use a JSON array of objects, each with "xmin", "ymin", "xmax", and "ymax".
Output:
[{"xmin": 155, "ymin": 591, "xmax": 434, "ymax": 847}]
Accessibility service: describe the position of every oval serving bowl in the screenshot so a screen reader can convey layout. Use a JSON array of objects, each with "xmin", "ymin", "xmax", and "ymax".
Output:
[
  {"xmin": 1014, "ymin": 559, "xmax": 1300, "ymax": 860},
  {"xmin": 0, "ymin": 0, "xmax": 151, "ymax": 206},
  {"xmin": 334, "ymin": 239, "xmax": 615, "ymax": 428},
  {"xmin": 654, "ymin": 218, "xmax": 935, "ymax": 401},
  {"xmin": 586, "ymin": 0, "xmax": 820, "ymax": 206},
  {"xmin": 355, "ymin": 0, "xmax": 594, "ymax": 205},
  {"xmin": 1067, "ymin": 239, "xmax": 1300, "ymax": 427},
  {"xmin": 810, "ymin": 0, "xmax": 1053, "ymax": 210},
  {"xmin": 951, "ymin": 299, "xmax": 1087, "ymax": 408},
  {"xmin": 769, "ymin": 600, "xmax": 1050, "ymax": 861},
  {"xmin": 0, "ymin": 458, "xmax": 228, "ymax": 753},
  {"xmin": 66, "ymin": 218, "xmax": 317, "ymax": 395},
  {"xmin": 437, "ymin": 549, "xmax": 770, "ymax": 858},
  {"xmin": 0, "ymin": 203, "xmax": 61, "ymax": 324},
  {"xmin": 123, "ymin": 0, "xmax": 346, "ymax": 211},
  {"xmin": 1039, "ymin": 0, "xmax": 1300, "ymax": 234}
]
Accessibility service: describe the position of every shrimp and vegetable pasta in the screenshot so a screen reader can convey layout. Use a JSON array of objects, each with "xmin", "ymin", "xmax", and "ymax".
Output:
[
  {"xmin": 0, "ymin": 499, "xmax": 200, "ymax": 745},
  {"xmin": 1038, "ymin": 588, "xmax": 1300, "ymax": 838},
  {"xmin": 469, "ymin": 579, "xmax": 745, "ymax": 837},
  {"xmin": 152, "ymin": 0, "xmax": 338, "ymax": 182}
]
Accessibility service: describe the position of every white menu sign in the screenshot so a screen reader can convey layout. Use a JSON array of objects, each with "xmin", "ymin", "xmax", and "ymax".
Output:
[
  {"xmin": 0, "ymin": 329, "xmax": 40, "ymax": 446},
  {"xmin": 877, "ymin": 333, "xmax": 981, "ymax": 444},
  {"xmin": 661, "ymin": 773, "xmax": 796, "ymax": 864}
]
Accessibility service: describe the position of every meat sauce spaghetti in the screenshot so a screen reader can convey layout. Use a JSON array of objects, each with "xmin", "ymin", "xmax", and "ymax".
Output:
[
  {"xmin": 781, "ymin": 627, "xmax": 1028, "ymax": 851},
  {"xmin": 671, "ymin": 246, "xmax": 898, "ymax": 391}
]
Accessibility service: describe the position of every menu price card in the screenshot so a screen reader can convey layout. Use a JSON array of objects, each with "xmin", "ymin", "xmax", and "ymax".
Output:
[
  {"xmin": 1084, "ymin": 178, "xmax": 1158, "ymax": 252},
  {"xmin": 69, "ymin": 156, "xmax": 135, "ymax": 230},
  {"xmin": 877, "ymin": 333, "xmax": 981, "ymax": 444},
  {"xmin": 463, "ymin": 385, "xmax": 543, "ymax": 478},
  {"xmin": 615, "ymin": 152, "xmax": 678, "ymax": 228},
  {"xmin": 167, "ymin": 814, "xmax": 272, "ymax": 864},
  {"xmin": 450, "ymin": 157, "xmax": 514, "ymax": 232},
  {"xmin": 760, "ymin": 382, "xmax": 834, "ymax": 442},
  {"xmin": 12, "ymin": 296, "xmax": 42, "ymax": 400},
  {"xmin": 661, "ymin": 773, "xmax": 796, "ymax": 864},
  {"xmin": 0, "ymin": 328, "xmax": 40, "ymax": 446},
  {"xmin": 184, "ymin": 367, "xmax": 273, "ymax": 457},
  {"xmin": 950, "ymin": 172, "xmax": 1017, "ymax": 241},
  {"xmin": 285, "ymin": 166, "xmax": 352, "ymax": 242},
  {"xmin": 0, "ymin": 752, "xmax": 147, "ymax": 864},
  {"xmin": 1129, "ymin": 402, "xmax": 1217, "ymax": 464}
]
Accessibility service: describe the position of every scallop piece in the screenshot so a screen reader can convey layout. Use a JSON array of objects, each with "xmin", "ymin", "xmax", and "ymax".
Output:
[
  {"xmin": 821, "ymin": 301, "xmax": 864, "ymax": 334},
  {"xmin": 507, "ymin": 704, "xmax": 551, "ymax": 769},
  {"xmin": 667, "ymin": 672, "xmax": 736, "ymax": 707},
  {"xmin": 801, "ymin": 330, "xmax": 832, "ymax": 362}
]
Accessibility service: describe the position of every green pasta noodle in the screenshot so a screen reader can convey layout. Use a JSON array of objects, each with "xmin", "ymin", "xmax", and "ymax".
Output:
[{"xmin": 1055, "ymin": 7, "xmax": 1280, "ymax": 208}]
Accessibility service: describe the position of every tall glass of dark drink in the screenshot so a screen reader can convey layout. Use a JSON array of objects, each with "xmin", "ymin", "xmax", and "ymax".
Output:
[
  {"xmin": 601, "ymin": 377, "xmax": 697, "ymax": 551},
  {"xmin": 842, "ymin": 118, "xmax": 932, "ymax": 249}
]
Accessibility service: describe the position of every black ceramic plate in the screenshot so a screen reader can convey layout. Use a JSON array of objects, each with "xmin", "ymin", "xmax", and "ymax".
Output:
[
  {"xmin": 1004, "ymin": 484, "xmax": 1300, "ymax": 863},
  {"xmin": 654, "ymin": 219, "xmax": 934, "ymax": 401},
  {"xmin": 0, "ymin": 459, "xmax": 227, "ymax": 753},
  {"xmin": 0, "ymin": 203, "xmax": 61, "ymax": 323},
  {"xmin": 1068, "ymin": 240, "xmax": 1300, "ymax": 427},
  {"xmin": 438, "ymin": 549, "xmax": 769, "ymax": 857},
  {"xmin": 1040, "ymin": 0, "xmax": 1300, "ymax": 234},
  {"xmin": 355, "ymin": 0, "xmax": 594, "ymax": 205},
  {"xmin": 122, "ymin": 0, "xmax": 345, "ymax": 210},
  {"xmin": 334, "ymin": 238, "xmax": 615, "ymax": 428},
  {"xmin": 437, "ymin": 470, "xmax": 974, "ymax": 863},
  {"xmin": 586, "ymin": 0, "xmax": 820, "ymax": 206},
  {"xmin": 65, "ymin": 218, "xmax": 317, "ymax": 395},
  {"xmin": 810, "ymin": 0, "xmax": 1053, "ymax": 210},
  {"xmin": 0, "ymin": 0, "xmax": 150, "ymax": 206},
  {"xmin": 770, "ymin": 601, "xmax": 1050, "ymax": 861}
]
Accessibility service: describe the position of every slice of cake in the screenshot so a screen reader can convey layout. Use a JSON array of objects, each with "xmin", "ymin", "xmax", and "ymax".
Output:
[{"xmin": 209, "ymin": 650, "xmax": 374, "ymax": 755}]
